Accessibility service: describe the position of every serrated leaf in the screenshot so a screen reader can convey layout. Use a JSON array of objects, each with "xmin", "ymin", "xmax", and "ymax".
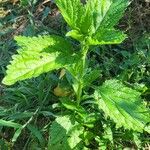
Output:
[
  {"xmin": 84, "ymin": 0, "xmax": 129, "ymax": 34},
  {"xmin": 2, "ymin": 35, "xmax": 77, "ymax": 85},
  {"xmin": 14, "ymin": 35, "xmax": 73, "ymax": 52},
  {"xmin": 81, "ymin": 0, "xmax": 108, "ymax": 34},
  {"xmin": 87, "ymin": 29, "xmax": 127, "ymax": 45},
  {"xmin": 62, "ymin": 0, "xmax": 129, "ymax": 44},
  {"xmin": 98, "ymin": 0, "xmax": 130, "ymax": 29},
  {"xmin": 94, "ymin": 79, "xmax": 150, "ymax": 132},
  {"xmin": 83, "ymin": 69, "xmax": 101, "ymax": 87},
  {"xmin": 48, "ymin": 115, "xmax": 84, "ymax": 150},
  {"xmin": 55, "ymin": 0, "xmax": 84, "ymax": 29}
]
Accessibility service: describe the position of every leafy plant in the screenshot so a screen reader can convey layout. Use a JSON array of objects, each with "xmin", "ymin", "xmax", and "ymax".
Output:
[{"xmin": 2, "ymin": 0, "xmax": 150, "ymax": 149}]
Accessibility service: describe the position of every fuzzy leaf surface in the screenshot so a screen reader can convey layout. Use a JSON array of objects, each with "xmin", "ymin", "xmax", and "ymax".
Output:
[
  {"xmin": 94, "ymin": 79, "xmax": 150, "ymax": 132},
  {"xmin": 48, "ymin": 115, "xmax": 84, "ymax": 150},
  {"xmin": 2, "ymin": 35, "xmax": 76, "ymax": 85}
]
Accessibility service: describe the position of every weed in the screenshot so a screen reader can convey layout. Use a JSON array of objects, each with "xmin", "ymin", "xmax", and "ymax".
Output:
[{"xmin": 0, "ymin": 0, "xmax": 150, "ymax": 149}]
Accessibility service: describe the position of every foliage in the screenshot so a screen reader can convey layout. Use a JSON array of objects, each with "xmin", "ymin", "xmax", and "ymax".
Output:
[
  {"xmin": 0, "ymin": 0, "xmax": 150, "ymax": 149},
  {"xmin": 48, "ymin": 115, "xmax": 84, "ymax": 150},
  {"xmin": 2, "ymin": 35, "xmax": 76, "ymax": 85},
  {"xmin": 94, "ymin": 79, "xmax": 150, "ymax": 132}
]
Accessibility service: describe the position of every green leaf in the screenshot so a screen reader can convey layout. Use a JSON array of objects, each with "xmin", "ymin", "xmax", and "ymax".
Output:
[
  {"xmin": 8, "ymin": 112, "xmax": 34, "ymax": 120},
  {"xmin": 27, "ymin": 124, "xmax": 45, "ymax": 147},
  {"xmin": 12, "ymin": 127, "xmax": 23, "ymax": 142},
  {"xmin": 66, "ymin": 30, "xmax": 85, "ymax": 42},
  {"xmin": 0, "ymin": 119, "xmax": 22, "ymax": 128},
  {"xmin": 94, "ymin": 79, "xmax": 150, "ymax": 132},
  {"xmin": 97, "ymin": 0, "xmax": 130, "ymax": 29},
  {"xmin": 61, "ymin": 98, "xmax": 87, "ymax": 118},
  {"xmin": 83, "ymin": 69, "xmax": 101, "ymax": 87},
  {"xmin": 63, "ymin": 0, "xmax": 129, "ymax": 44},
  {"xmin": 61, "ymin": 99, "xmax": 98, "ymax": 128},
  {"xmin": 82, "ymin": 0, "xmax": 105, "ymax": 34},
  {"xmin": 87, "ymin": 29, "xmax": 127, "ymax": 45},
  {"xmin": 2, "ymin": 35, "xmax": 77, "ymax": 85},
  {"xmin": 20, "ymin": 0, "xmax": 29, "ymax": 6},
  {"xmin": 48, "ymin": 115, "xmax": 84, "ymax": 150},
  {"xmin": 84, "ymin": 0, "xmax": 129, "ymax": 34},
  {"xmin": 55, "ymin": 0, "xmax": 84, "ymax": 29}
]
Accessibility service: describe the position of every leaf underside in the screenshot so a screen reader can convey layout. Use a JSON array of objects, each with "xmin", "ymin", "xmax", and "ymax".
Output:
[
  {"xmin": 94, "ymin": 79, "xmax": 150, "ymax": 132},
  {"xmin": 2, "ymin": 35, "xmax": 76, "ymax": 85}
]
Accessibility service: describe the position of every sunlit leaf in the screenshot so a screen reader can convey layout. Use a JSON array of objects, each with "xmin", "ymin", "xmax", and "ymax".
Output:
[
  {"xmin": 2, "ymin": 35, "xmax": 77, "ymax": 85},
  {"xmin": 94, "ymin": 79, "xmax": 150, "ymax": 132}
]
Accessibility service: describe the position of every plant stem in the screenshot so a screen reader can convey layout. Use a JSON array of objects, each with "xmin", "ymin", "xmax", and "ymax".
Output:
[
  {"xmin": 77, "ymin": 81, "xmax": 82, "ymax": 105},
  {"xmin": 76, "ymin": 43, "xmax": 89, "ymax": 105}
]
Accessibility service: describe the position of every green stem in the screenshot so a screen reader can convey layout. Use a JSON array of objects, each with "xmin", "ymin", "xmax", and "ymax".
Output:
[
  {"xmin": 77, "ymin": 82, "xmax": 82, "ymax": 105},
  {"xmin": 76, "ymin": 43, "xmax": 89, "ymax": 105}
]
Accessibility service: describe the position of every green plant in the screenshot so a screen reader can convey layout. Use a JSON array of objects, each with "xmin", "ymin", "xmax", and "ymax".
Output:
[{"xmin": 2, "ymin": 0, "xmax": 150, "ymax": 149}]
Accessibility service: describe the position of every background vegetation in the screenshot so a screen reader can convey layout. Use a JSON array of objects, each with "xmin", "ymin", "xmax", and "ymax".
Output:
[{"xmin": 0, "ymin": 0, "xmax": 149, "ymax": 149}]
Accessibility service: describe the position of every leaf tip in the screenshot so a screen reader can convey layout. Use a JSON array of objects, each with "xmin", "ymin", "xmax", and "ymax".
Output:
[{"xmin": 2, "ymin": 76, "xmax": 14, "ymax": 86}]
